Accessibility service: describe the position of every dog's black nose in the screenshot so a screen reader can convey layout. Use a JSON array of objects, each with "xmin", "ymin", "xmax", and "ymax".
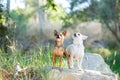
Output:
[
  {"xmin": 57, "ymin": 35, "xmax": 60, "ymax": 38},
  {"xmin": 74, "ymin": 33, "xmax": 76, "ymax": 37}
]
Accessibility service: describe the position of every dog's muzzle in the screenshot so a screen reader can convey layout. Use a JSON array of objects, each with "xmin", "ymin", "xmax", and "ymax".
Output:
[{"xmin": 57, "ymin": 35, "xmax": 60, "ymax": 38}]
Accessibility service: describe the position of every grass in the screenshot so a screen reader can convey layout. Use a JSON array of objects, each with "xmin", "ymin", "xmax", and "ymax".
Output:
[
  {"xmin": 0, "ymin": 47, "xmax": 53, "ymax": 80},
  {"xmin": 105, "ymin": 50, "xmax": 120, "ymax": 75}
]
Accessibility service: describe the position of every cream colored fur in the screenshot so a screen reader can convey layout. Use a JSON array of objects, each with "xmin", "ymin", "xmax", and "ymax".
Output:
[{"xmin": 66, "ymin": 33, "xmax": 88, "ymax": 70}]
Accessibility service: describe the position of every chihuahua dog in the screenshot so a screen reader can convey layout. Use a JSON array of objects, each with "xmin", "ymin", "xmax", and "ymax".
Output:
[
  {"xmin": 66, "ymin": 32, "xmax": 88, "ymax": 70},
  {"xmin": 52, "ymin": 30, "xmax": 67, "ymax": 70}
]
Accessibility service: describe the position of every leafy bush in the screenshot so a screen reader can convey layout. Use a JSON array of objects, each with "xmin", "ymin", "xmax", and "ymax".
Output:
[
  {"xmin": 104, "ymin": 39, "xmax": 120, "ymax": 49},
  {"xmin": 86, "ymin": 47, "xmax": 111, "ymax": 59},
  {"xmin": 105, "ymin": 50, "xmax": 120, "ymax": 75}
]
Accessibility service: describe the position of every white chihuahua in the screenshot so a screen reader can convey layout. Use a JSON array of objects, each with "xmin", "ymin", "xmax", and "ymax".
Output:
[{"xmin": 66, "ymin": 32, "xmax": 88, "ymax": 70}]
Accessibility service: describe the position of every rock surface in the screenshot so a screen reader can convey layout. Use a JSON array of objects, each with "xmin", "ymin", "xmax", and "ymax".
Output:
[
  {"xmin": 47, "ymin": 69, "xmax": 117, "ymax": 80},
  {"xmin": 82, "ymin": 53, "xmax": 112, "ymax": 73}
]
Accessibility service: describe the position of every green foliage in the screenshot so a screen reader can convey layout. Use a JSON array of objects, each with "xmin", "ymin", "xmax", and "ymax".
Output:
[
  {"xmin": 97, "ymin": 0, "xmax": 116, "ymax": 23},
  {"xmin": 86, "ymin": 47, "xmax": 112, "ymax": 59},
  {"xmin": 62, "ymin": 0, "xmax": 99, "ymax": 28},
  {"xmin": 45, "ymin": 0, "xmax": 56, "ymax": 10},
  {"xmin": 104, "ymin": 39, "xmax": 120, "ymax": 49},
  {"xmin": 10, "ymin": 9, "xmax": 28, "ymax": 33},
  {"xmin": 46, "ymin": 5, "xmax": 67, "ymax": 24},
  {"xmin": 105, "ymin": 50, "xmax": 120, "ymax": 75},
  {"xmin": 0, "ymin": 3, "xmax": 5, "ymax": 24},
  {"xmin": 69, "ymin": 0, "xmax": 87, "ymax": 11},
  {"xmin": 97, "ymin": 0, "xmax": 120, "ymax": 42},
  {"xmin": 0, "ymin": 4, "xmax": 4, "ymax": 12},
  {"xmin": 62, "ymin": 10, "xmax": 90, "ymax": 28},
  {"xmin": 0, "ymin": 15, "xmax": 6, "ymax": 24},
  {"xmin": 0, "ymin": 6, "xmax": 20, "ymax": 53}
]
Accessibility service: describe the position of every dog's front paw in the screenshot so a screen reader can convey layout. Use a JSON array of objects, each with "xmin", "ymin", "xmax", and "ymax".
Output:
[
  {"xmin": 69, "ymin": 67, "xmax": 72, "ymax": 69},
  {"xmin": 69, "ymin": 66, "xmax": 73, "ymax": 69}
]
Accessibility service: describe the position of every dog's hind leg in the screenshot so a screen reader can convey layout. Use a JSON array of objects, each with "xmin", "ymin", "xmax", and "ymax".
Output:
[
  {"xmin": 78, "ymin": 56, "xmax": 84, "ymax": 70},
  {"xmin": 59, "ymin": 56, "xmax": 63, "ymax": 70},
  {"xmin": 68, "ymin": 58, "xmax": 70, "ymax": 69},
  {"xmin": 64, "ymin": 51, "xmax": 70, "ymax": 69},
  {"xmin": 70, "ymin": 56, "xmax": 74, "ymax": 69},
  {"xmin": 77, "ymin": 59, "xmax": 82, "ymax": 70},
  {"xmin": 52, "ymin": 55, "xmax": 56, "ymax": 69}
]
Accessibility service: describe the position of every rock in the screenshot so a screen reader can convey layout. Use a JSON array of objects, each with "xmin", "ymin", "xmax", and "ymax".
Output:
[
  {"xmin": 47, "ymin": 69, "xmax": 117, "ymax": 80},
  {"xmin": 0, "ymin": 69, "xmax": 13, "ymax": 80},
  {"xmin": 47, "ymin": 53, "xmax": 117, "ymax": 80},
  {"xmin": 82, "ymin": 53, "xmax": 112, "ymax": 73},
  {"xmin": 91, "ymin": 40, "xmax": 107, "ymax": 48},
  {"xmin": 13, "ymin": 63, "xmax": 42, "ymax": 80}
]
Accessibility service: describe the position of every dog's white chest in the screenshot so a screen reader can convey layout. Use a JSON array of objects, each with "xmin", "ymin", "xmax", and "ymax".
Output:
[
  {"xmin": 73, "ymin": 45, "xmax": 84, "ymax": 56},
  {"xmin": 67, "ymin": 44, "xmax": 84, "ymax": 58}
]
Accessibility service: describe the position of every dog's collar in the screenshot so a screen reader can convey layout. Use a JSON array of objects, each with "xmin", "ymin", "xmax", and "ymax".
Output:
[{"xmin": 55, "ymin": 45, "xmax": 64, "ymax": 48}]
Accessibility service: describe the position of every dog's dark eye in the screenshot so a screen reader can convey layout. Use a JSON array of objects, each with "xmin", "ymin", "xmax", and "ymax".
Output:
[
  {"xmin": 60, "ymin": 34, "xmax": 62, "ymax": 36},
  {"xmin": 78, "ymin": 34, "xmax": 80, "ymax": 36}
]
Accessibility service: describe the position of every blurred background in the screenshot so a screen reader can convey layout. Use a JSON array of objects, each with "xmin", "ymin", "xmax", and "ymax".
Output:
[{"xmin": 0, "ymin": 0, "xmax": 120, "ymax": 78}]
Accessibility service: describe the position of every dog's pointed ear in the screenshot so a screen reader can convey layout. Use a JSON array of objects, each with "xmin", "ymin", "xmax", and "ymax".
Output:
[
  {"xmin": 62, "ymin": 30, "xmax": 67, "ymax": 36},
  {"xmin": 54, "ymin": 30, "xmax": 58, "ymax": 36},
  {"xmin": 82, "ymin": 35, "xmax": 88, "ymax": 40}
]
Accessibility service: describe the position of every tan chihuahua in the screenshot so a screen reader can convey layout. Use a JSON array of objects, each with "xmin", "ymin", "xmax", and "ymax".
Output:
[{"xmin": 52, "ymin": 30, "xmax": 68, "ymax": 70}]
